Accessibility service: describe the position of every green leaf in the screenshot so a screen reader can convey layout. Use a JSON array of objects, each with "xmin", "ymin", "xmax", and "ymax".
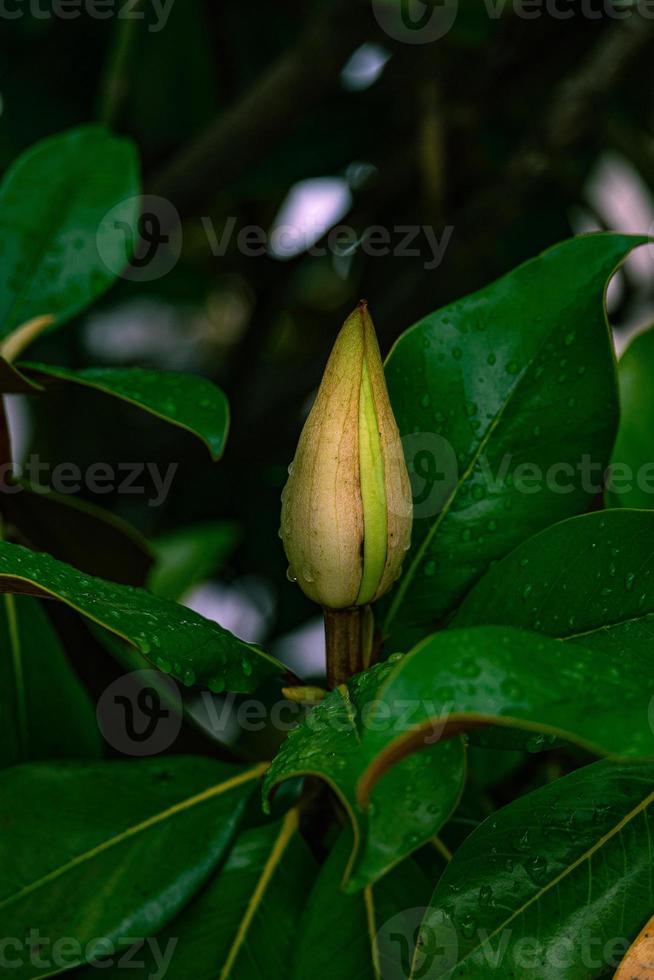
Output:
[
  {"xmin": 19, "ymin": 363, "xmax": 230, "ymax": 461},
  {"xmin": 264, "ymin": 659, "xmax": 466, "ymax": 891},
  {"xmin": 381, "ymin": 233, "xmax": 647, "ymax": 648},
  {"xmin": 453, "ymin": 509, "xmax": 654, "ymax": 660},
  {"xmin": 4, "ymin": 480, "xmax": 153, "ymax": 586},
  {"xmin": 0, "ymin": 126, "xmax": 140, "ymax": 339},
  {"xmin": 76, "ymin": 810, "xmax": 317, "ymax": 980},
  {"xmin": 355, "ymin": 626, "xmax": 654, "ymax": 804},
  {"xmin": 0, "ymin": 757, "xmax": 265, "ymax": 978},
  {"xmin": 148, "ymin": 521, "xmax": 241, "ymax": 600},
  {"xmin": 292, "ymin": 832, "xmax": 435, "ymax": 980},
  {"xmin": 0, "ymin": 539, "xmax": 287, "ymax": 693},
  {"xmin": 0, "ymin": 595, "xmax": 101, "ymax": 769},
  {"xmin": 204, "ymin": 810, "xmax": 317, "ymax": 980},
  {"xmin": 416, "ymin": 759, "xmax": 654, "ymax": 979},
  {"xmin": 609, "ymin": 324, "xmax": 654, "ymax": 509}
]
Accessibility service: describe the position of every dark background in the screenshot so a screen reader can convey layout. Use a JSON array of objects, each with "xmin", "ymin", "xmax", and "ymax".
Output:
[{"xmin": 3, "ymin": 0, "xmax": 654, "ymax": 659}]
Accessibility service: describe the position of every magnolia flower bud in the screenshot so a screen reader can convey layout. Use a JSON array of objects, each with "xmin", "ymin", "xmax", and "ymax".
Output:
[{"xmin": 281, "ymin": 302, "xmax": 412, "ymax": 610}]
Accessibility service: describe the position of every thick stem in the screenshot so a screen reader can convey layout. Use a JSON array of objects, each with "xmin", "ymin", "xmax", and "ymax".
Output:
[{"xmin": 324, "ymin": 607, "xmax": 364, "ymax": 689}]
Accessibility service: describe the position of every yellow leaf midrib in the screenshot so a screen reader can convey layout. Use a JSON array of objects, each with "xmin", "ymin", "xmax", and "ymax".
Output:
[
  {"xmin": 5, "ymin": 594, "xmax": 27, "ymax": 758},
  {"xmin": 365, "ymin": 884, "xmax": 382, "ymax": 980},
  {"xmin": 0, "ymin": 762, "xmax": 267, "ymax": 912},
  {"xmin": 219, "ymin": 807, "xmax": 299, "ymax": 979},
  {"xmin": 416, "ymin": 787, "xmax": 653, "ymax": 978}
]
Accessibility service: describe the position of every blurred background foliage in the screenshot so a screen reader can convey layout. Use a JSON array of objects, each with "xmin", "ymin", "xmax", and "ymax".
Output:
[{"xmin": 2, "ymin": 0, "xmax": 654, "ymax": 695}]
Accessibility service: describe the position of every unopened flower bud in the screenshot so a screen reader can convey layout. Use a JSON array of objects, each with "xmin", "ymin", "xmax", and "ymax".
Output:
[{"xmin": 281, "ymin": 302, "xmax": 412, "ymax": 609}]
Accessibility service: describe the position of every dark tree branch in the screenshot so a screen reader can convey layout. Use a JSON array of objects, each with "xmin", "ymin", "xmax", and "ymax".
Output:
[{"xmin": 149, "ymin": 0, "xmax": 374, "ymax": 212}]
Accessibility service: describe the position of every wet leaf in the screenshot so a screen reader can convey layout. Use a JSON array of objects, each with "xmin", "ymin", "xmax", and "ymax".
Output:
[
  {"xmin": 356, "ymin": 626, "xmax": 654, "ymax": 802},
  {"xmin": 0, "ymin": 126, "xmax": 139, "ymax": 338},
  {"xmin": 264, "ymin": 659, "xmax": 466, "ymax": 891},
  {"xmin": 382, "ymin": 233, "xmax": 647, "ymax": 648},
  {"xmin": 0, "ymin": 595, "xmax": 101, "ymax": 769},
  {"xmin": 416, "ymin": 759, "xmax": 654, "ymax": 978},
  {"xmin": 0, "ymin": 540, "xmax": 287, "ymax": 694},
  {"xmin": 0, "ymin": 757, "xmax": 265, "ymax": 978},
  {"xmin": 20, "ymin": 363, "xmax": 230, "ymax": 461}
]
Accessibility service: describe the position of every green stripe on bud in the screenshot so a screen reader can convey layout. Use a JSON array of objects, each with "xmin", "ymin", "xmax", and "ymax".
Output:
[{"xmin": 281, "ymin": 302, "xmax": 413, "ymax": 610}]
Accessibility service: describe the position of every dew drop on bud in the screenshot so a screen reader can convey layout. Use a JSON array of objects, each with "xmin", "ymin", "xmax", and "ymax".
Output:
[{"xmin": 286, "ymin": 565, "xmax": 298, "ymax": 583}]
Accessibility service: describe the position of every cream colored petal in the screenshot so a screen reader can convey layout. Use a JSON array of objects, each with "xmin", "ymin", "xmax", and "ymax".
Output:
[{"xmin": 281, "ymin": 308, "xmax": 365, "ymax": 608}]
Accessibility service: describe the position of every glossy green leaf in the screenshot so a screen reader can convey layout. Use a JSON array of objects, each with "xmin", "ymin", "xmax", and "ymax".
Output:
[
  {"xmin": 356, "ymin": 626, "xmax": 654, "ymax": 803},
  {"xmin": 20, "ymin": 363, "xmax": 230, "ymax": 461},
  {"xmin": 0, "ymin": 595, "xmax": 101, "ymax": 769},
  {"xmin": 453, "ymin": 510, "xmax": 654, "ymax": 661},
  {"xmin": 0, "ymin": 757, "xmax": 265, "ymax": 978},
  {"xmin": 416, "ymin": 759, "xmax": 654, "ymax": 979},
  {"xmin": 77, "ymin": 809, "xmax": 317, "ymax": 980},
  {"xmin": 0, "ymin": 126, "xmax": 139, "ymax": 339},
  {"xmin": 264, "ymin": 659, "xmax": 466, "ymax": 891},
  {"xmin": 381, "ymin": 233, "xmax": 647, "ymax": 648},
  {"xmin": 0, "ymin": 540, "xmax": 287, "ymax": 693},
  {"xmin": 292, "ymin": 832, "xmax": 435, "ymax": 980},
  {"xmin": 148, "ymin": 521, "xmax": 240, "ymax": 600},
  {"xmin": 4, "ymin": 480, "xmax": 153, "ymax": 586},
  {"xmin": 609, "ymin": 324, "xmax": 654, "ymax": 509}
]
